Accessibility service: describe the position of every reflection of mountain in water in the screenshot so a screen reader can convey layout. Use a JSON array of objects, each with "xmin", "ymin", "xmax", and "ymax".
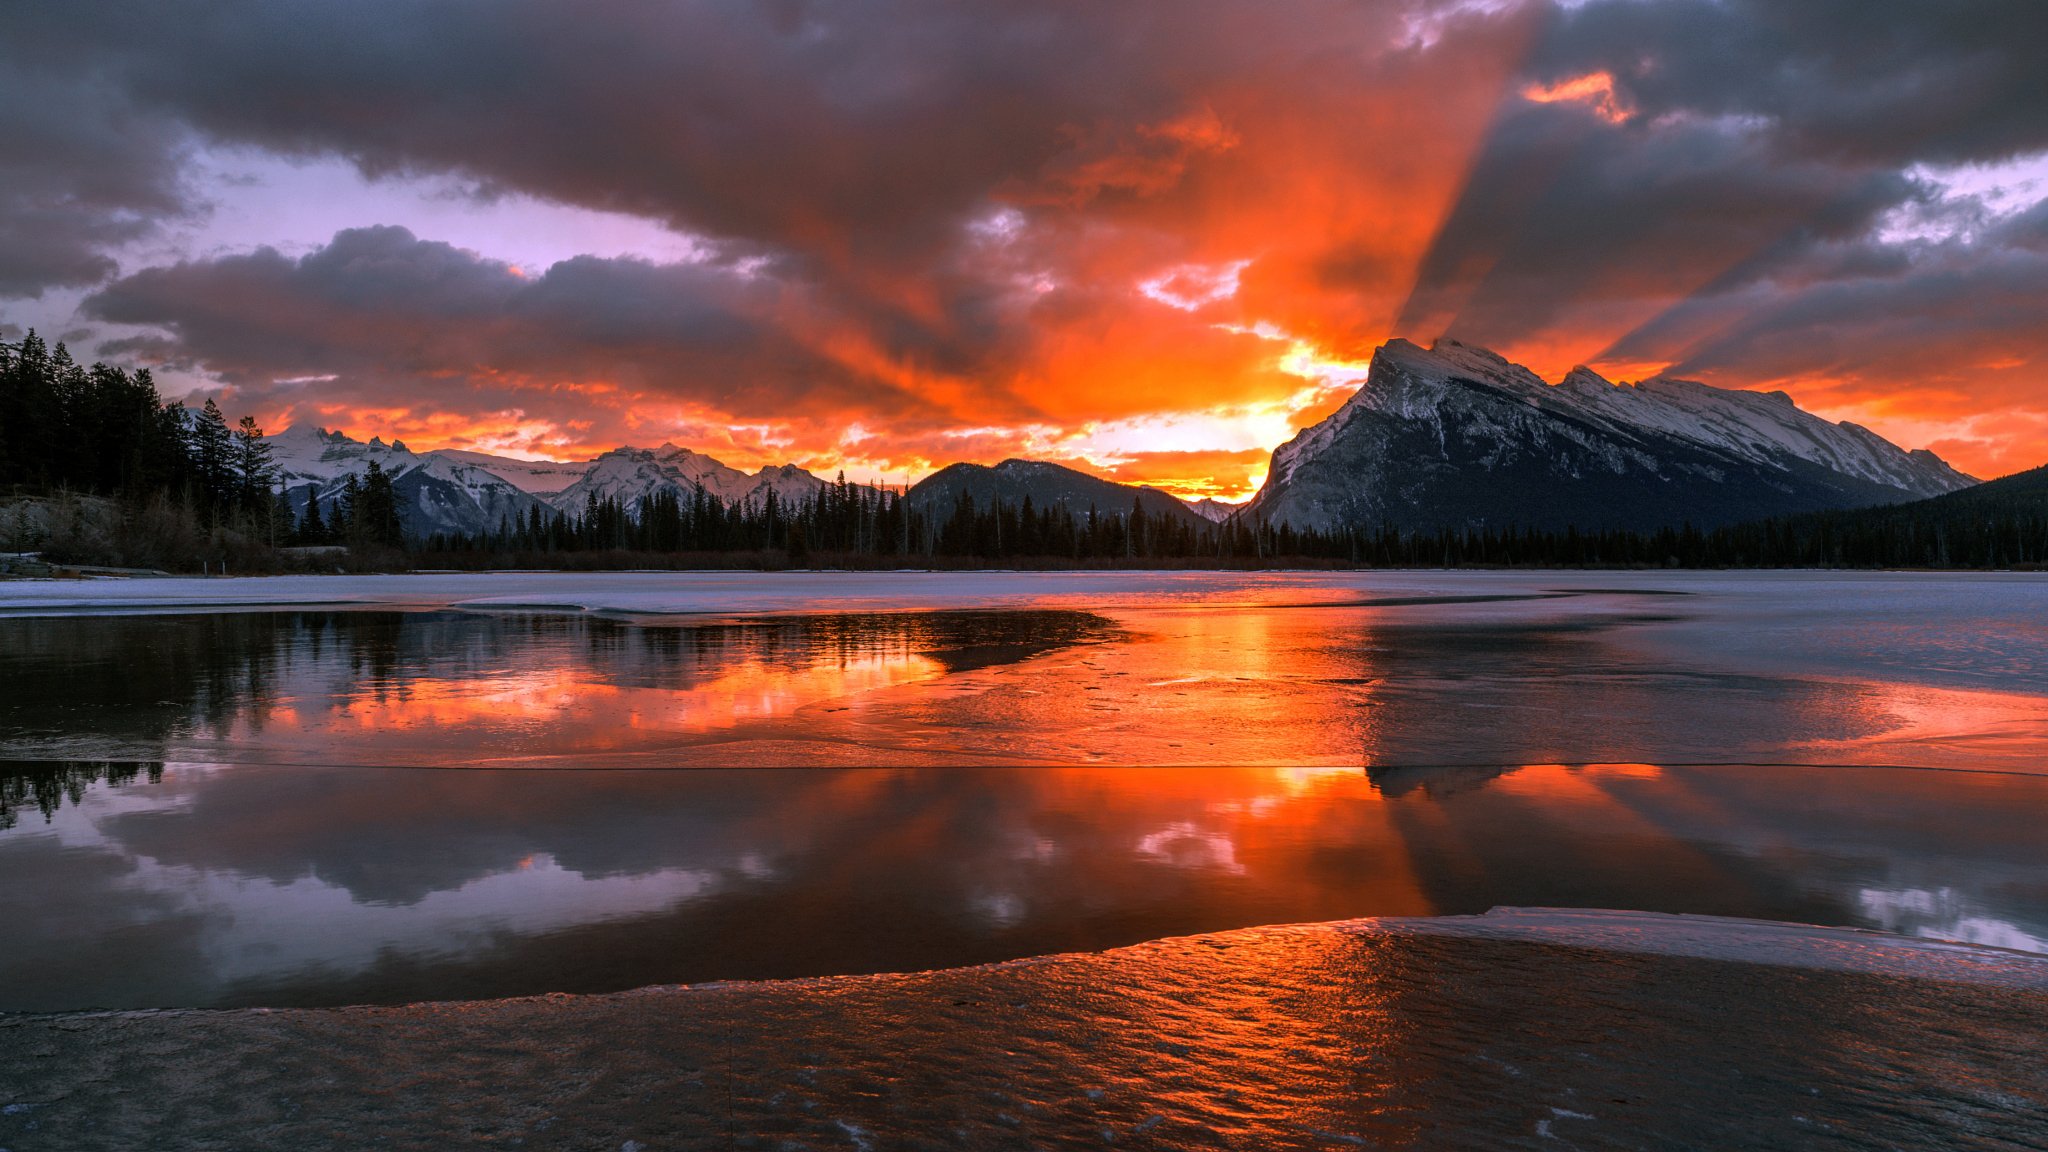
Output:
[{"xmin": 0, "ymin": 608, "xmax": 1118, "ymax": 782}]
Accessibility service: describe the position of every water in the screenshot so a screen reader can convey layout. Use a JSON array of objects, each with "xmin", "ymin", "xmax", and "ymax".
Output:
[
  {"xmin": 6, "ymin": 922, "xmax": 2046, "ymax": 1151},
  {"xmin": 3, "ymin": 577, "xmax": 2046, "ymax": 1012}
]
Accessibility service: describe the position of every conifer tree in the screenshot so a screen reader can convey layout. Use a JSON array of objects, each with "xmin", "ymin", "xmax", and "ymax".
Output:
[
  {"xmin": 299, "ymin": 490, "xmax": 326, "ymax": 544},
  {"xmin": 233, "ymin": 416, "xmax": 276, "ymax": 513},
  {"xmin": 190, "ymin": 399, "xmax": 233, "ymax": 513}
]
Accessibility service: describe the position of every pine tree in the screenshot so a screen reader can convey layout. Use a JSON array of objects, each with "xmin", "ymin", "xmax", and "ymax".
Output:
[
  {"xmin": 299, "ymin": 490, "xmax": 326, "ymax": 544},
  {"xmin": 190, "ymin": 399, "xmax": 233, "ymax": 515},
  {"xmin": 355, "ymin": 461, "xmax": 403, "ymax": 548},
  {"xmin": 233, "ymin": 416, "xmax": 276, "ymax": 513}
]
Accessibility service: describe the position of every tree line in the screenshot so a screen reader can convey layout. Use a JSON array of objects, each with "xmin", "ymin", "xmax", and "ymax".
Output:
[
  {"xmin": 412, "ymin": 492, "xmax": 2048, "ymax": 571},
  {"xmin": 2, "ymin": 331, "xmax": 277, "ymax": 523},
  {"xmin": 4, "ymin": 331, "xmax": 411, "ymax": 567}
]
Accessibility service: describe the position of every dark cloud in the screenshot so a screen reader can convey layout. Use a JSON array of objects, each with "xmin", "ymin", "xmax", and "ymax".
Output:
[
  {"xmin": 6, "ymin": 0, "xmax": 2048, "ymax": 478},
  {"xmin": 1403, "ymin": 99, "xmax": 1917, "ymax": 349},
  {"xmin": 84, "ymin": 225, "xmax": 959, "ymax": 431},
  {"xmin": 1666, "ymin": 212, "xmax": 2048, "ymax": 390},
  {"xmin": 0, "ymin": 69, "xmax": 195, "ymax": 297},
  {"xmin": 1390, "ymin": 0, "xmax": 2048, "ymax": 451},
  {"xmin": 1530, "ymin": 0, "xmax": 2048, "ymax": 167}
]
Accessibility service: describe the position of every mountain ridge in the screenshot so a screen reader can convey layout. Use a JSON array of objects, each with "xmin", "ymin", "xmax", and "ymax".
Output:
[
  {"xmin": 1243, "ymin": 338, "xmax": 1973, "ymax": 534},
  {"xmin": 267, "ymin": 340, "xmax": 1972, "ymax": 540},
  {"xmin": 905, "ymin": 459, "xmax": 1210, "ymax": 531}
]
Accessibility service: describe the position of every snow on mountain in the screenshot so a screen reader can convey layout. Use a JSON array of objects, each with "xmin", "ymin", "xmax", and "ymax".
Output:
[
  {"xmin": 269, "ymin": 428, "xmax": 830, "ymax": 534},
  {"xmin": 437, "ymin": 450, "xmax": 592, "ymax": 495},
  {"xmin": 269, "ymin": 425, "xmax": 553, "ymax": 538},
  {"xmin": 267, "ymin": 423, "xmax": 416, "ymax": 488},
  {"xmin": 649, "ymin": 445, "xmax": 826, "ymax": 508},
  {"xmin": 545, "ymin": 446, "xmax": 824, "ymax": 514},
  {"xmin": 1246, "ymin": 338, "xmax": 1976, "ymax": 534},
  {"xmin": 1183, "ymin": 497, "xmax": 1238, "ymax": 523},
  {"xmin": 1550, "ymin": 366, "xmax": 1971, "ymax": 496}
]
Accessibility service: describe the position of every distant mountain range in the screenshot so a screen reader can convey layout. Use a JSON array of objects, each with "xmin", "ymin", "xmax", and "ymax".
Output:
[
  {"xmin": 904, "ymin": 459, "xmax": 1210, "ymax": 530},
  {"xmin": 270, "ymin": 337, "xmax": 1980, "ymax": 539},
  {"xmin": 1242, "ymin": 339, "xmax": 1973, "ymax": 533},
  {"xmin": 270, "ymin": 427, "xmax": 1223, "ymax": 538},
  {"xmin": 269, "ymin": 429, "xmax": 833, "ymax": 537}
]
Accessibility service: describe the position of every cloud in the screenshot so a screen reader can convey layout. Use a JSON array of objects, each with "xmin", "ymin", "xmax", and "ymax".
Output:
[
  {"xmin": 84, "ymin": 225, "xmax": 958, "ymax": 447},
  {"xmin": 9, "ymin": 0, "xmax": 2048, "ymax": 481},
  {"xmin": 1384, "ymin": 0, "xmax": 2048, "ymax": 474},
  {"xmin": 0, "ymin": 69, "xmax": 195, "ymax": 297}
]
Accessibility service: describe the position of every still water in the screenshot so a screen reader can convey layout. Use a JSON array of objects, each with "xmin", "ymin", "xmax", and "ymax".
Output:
[{"xmin": 3, "ymin": 585, "xmax": 2046, "ymax": 1011}]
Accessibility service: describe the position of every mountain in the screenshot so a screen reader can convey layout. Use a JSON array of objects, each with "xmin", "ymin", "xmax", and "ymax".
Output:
[
  {"xmin": 1183, "ymin": 497, "xmax": 1237, "ymax": 523},
  {"xmin": 1242, "ymin": 339, "xmax": 1975, "ymax": 534},
  {"xmin": 270, "ymin": 429, "xmax": 827, "ymax": 535},
  {"xmin": 268, "ymin": 425, "xmax": 551, "ymax": 538},
  {"xmin": 908, "ymin": 459, "xmax": 1210, "ymax": 529},
  {"xmin": 437, "ymin": 450, "xmax": 592, "ymax": 494},
  {"xmin": 546, "ymin": 446, "xmax": 824, "ymax": 514}
]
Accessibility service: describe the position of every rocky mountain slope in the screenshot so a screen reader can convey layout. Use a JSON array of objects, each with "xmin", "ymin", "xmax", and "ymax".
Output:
[
  {"xmin": 269, "ymin": 426, "xmax": 552, "ymax": 538},
  {"xmin": 271, "ymin": 429, "xmax": 828, "ymax": 536},
  {"xmin": 907, "ymin": 459, "xmax": 1209, "ymax": 530},
  {"xmin": 1241, "ymin": 339, "xmax": 1973, "ymax": 534},
  {"xmin": 547, "ymin": 446, "xmax": 824, "ymax": 514}
]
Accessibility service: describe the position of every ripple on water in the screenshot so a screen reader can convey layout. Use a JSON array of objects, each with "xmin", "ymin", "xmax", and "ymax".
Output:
[{"xmin": 2, "ymin": 913, "xmax": 2044, "ymax": 1151}]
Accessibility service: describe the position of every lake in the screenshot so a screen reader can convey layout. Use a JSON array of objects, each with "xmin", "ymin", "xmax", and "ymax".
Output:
[{"xmin": 4, "ymin": 571, "xmax": 2046, "ymax": 1013}]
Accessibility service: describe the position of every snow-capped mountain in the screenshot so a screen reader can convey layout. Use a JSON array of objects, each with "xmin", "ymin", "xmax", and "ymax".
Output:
[
  {"xmin": 1243, "ymin": 339, "xmax": 1975, "ymax": 534},
  {"xmin": 908, "ymin": 459, "xmax": 1209, "ymax": 529},
  {"xmin": 269, "ymin": 425, "xmax": 551, "ymax": 538},
  {"xmin": 437, "ymin": 450, "xmax": 592, "ymax": 494},
  {"xmin": 1183, "ymin": 497, "xmax": 1237, "ymax": 523},
  {"xmin": 268, "ymin": 429, "xmax": 828, "ymax": 535},
  {"xmin": 546, "ymin": 446, "xmax": 825, "ymax": 514}
]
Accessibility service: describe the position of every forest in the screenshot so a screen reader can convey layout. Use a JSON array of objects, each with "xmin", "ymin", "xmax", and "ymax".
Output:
[{"xmin": 6, "ymin": 333, "xmax": 2045, "ymax": 573}]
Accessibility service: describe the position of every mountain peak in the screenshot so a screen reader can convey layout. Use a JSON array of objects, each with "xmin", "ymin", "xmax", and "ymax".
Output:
[{"xmin": 1248, "ymin": 338, "xmax": 1974, "ymax": 534}]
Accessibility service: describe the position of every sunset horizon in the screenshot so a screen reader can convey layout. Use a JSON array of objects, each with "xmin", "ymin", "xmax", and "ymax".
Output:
[{"xmin": 7, "ymin": 1, "xmax": 2046, "ymax": 502}]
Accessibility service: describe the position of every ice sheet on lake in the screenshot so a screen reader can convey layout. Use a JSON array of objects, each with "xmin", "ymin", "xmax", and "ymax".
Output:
[
  {"xmin": 3, "ymin": 910, "xmax": 2044, "ymax": 1152},
  {"xmin": 5, "ymin": 568, "xmax": 2046, "ymax": 694},
  {"xmin": 1369, "ymin": 907, "xmax": 2048, "ymax": 987}
]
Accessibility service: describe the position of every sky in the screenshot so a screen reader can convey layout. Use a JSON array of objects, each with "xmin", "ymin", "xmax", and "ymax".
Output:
[{"xmin": 3, "ymin": 0, "xmax": 2047, "ymax": 499}]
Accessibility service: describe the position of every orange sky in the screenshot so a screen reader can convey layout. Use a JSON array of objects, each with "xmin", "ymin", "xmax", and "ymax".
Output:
[{"xmin": 19, "ymin": 1, "xmax": 2048, "ymax": 497}]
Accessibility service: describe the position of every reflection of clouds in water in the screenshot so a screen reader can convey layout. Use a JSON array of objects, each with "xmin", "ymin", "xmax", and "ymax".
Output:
[
  {"xmin": 971, "ymin": 891, "xmax": 1027, "ymax": 928},
  {"xmin": 19, "ymin": 772, "xmax": 735, "ymax": 993},
  {"xmin": 1136, "ymin": 822, "xmax": 1245, "ymax": 875},
  {"xmin": 157, "ymin": 855, "xmax": 720, "ymax": 986},
  {"xmin": 1857, "ymin": 887, "xmax": 2048, "ymax": 955}
]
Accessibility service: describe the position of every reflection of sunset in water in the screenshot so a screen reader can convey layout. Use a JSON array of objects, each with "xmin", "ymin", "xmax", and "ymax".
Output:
[
  {"xmin": 1792, "ymin": 680, "xmax": 2048, "ymax": 769},
  {"xmin": 5, "ymin": 602, "xmax": 2046, "ymax": 771},
  {"xmin": 240, "ymin": 650, "xmax": 946, "ymax": 760}
]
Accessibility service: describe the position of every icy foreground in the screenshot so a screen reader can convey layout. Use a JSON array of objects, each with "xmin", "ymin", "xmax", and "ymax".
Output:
[{"xmin": 2, "ymin": 911, "xmax": 2043, "ymax": 1151}]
